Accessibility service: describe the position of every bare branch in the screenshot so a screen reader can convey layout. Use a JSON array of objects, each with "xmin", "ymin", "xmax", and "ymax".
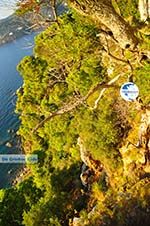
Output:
[
  {"xmin": 103, "ymin": 36, "xmax": 134, "ymax": 74},
  {"xmin": 32, "ymin": 82, "xmax": 118, "ymax": 133},
  {"xmin": 93, "ymin": 73, "xmax": 123, "ymax": 109}
]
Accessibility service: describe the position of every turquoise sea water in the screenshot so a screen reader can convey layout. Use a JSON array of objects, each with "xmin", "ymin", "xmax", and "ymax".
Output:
[{"xmin": 0, "ymin": 33, "xmax": 37, "ymax": 188}]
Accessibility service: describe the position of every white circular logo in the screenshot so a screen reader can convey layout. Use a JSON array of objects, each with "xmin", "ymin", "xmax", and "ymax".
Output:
[{"xmin": 120, "ymin": 82, "xmax": 139, "ymax": 101}]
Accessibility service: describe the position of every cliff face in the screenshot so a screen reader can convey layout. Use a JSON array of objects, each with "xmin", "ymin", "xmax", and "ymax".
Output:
[
  {"xmin": 0, "ymin": 2, "xmax": 66, "ymax": 45},
  {"xmin": 0, "ymin": 1, "xmax": 150, "ymax": 226},
  {"xmin": 0, "ymin": 14, "xmax": 32, "ymax": 45},
  {"xmin": 139, "ymin": 0, "xmax": 150, "ymax": 21},
  {"xmin": 15, "ymin": 10, "xmax": 150, "ymax": 225}
]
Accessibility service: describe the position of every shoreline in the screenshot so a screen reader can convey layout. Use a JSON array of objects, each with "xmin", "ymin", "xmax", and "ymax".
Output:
[
  {"xmin": 0, "ymin": 3, "xmax": 67, "ymax": 46},
  {"xmin": 0, "ymin": 13, "xmax": 47, "ymax": 46},
  {"xmin": 0, "ymin": 2, "xmax": 67, "ymax": 188}
]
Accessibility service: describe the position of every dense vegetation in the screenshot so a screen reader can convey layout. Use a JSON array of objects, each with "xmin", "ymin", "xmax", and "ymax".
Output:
[{"xmin": 0, "ymin": 1, "xmax": 150, "ymax": 226}]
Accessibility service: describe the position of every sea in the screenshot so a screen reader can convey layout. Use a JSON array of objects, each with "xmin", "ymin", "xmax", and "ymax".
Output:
[
  {"xmin": 0, "ymin": 0, "xmax": 67, "ymax": 189},
  {"xmin": 0, "ymin": 32, "xmax": 38, "ymax": 188}
]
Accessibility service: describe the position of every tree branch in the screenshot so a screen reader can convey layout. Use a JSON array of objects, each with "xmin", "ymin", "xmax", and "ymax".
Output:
[
  {"xmin": 69, "ymin": 0, "xmax": 138, "ymax": 49},
  {"xmin": 32, "ymin": 82, "xmax": 118, "ymax": 133},
  {"xmin": 103, "ymin": 36, "xmax": 134, "ymax": 74},
  {"xmin": 93, "ymin": 73, "xmax": 123, "ymax": 109}
]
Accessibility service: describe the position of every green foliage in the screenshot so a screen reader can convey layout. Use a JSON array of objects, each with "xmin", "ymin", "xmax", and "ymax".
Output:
[
  {"xmin": 0, "ymin": 188, "xmax": 27, "ymax": 226},
  {"xmin": 135, "ymin": 62, "xmax": 150, "ymax": 104},
  {"xmin": 15, "ymin": 11, "xmax": 106, "ymax": 225},
  {"xmin": 0, "ymin": 178, "xmax": 43, "ymax": 226},
  {"xmin": 1, "ymin": 7, "xmax": 149, "ymax": 226},
  {"xmin": 117, "ymin": 0, "xmax": 140, "ymax": 24},
  {"xmin": 78, "ymin": 179, "xmax": 150, "ymax": 226},
  {"xmin": 23, "ymin": 198, "xmax": 62, "ymax": 226},
  {"xmin": 73, "ymin": 102, "xmax": 123, "ymax": 173},
  {"xmin": 34, "ymin": 12, "xmax": 104, "ymax": 95}
]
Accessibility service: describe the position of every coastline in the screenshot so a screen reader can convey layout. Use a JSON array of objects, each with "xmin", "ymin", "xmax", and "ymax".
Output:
[
  {"xmin": 0, "ymin": 2, "xmax": 67, "ymax": 188},
  {"xmin": 0, "ymin": 12, "xmax": 47, "ymax": 46},
  {"xmin": 0, "ymin": 3, "xmax": 67, "ymax": 46},
  {"xmin": 0, "ymin": 13, "xmax": 38, "ymax": 188}
]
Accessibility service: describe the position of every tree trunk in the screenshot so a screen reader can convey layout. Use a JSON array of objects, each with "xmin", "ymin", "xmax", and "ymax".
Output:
[{"xmin": 69, "ymin": 0, "xmax": 138, "ymax": 49}]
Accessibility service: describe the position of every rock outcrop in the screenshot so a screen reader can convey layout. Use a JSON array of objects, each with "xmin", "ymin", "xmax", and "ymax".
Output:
[
  {"xmin": 138, "ymin": 0, "xmax": 150, "ymax": 21},
  {"xmin": 77, "ymin": 137, "xmax": 103, "ymax": 189},
  {"xmin": 137, "ymin": 108, "xmax": 150, "ymax": 164}
]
